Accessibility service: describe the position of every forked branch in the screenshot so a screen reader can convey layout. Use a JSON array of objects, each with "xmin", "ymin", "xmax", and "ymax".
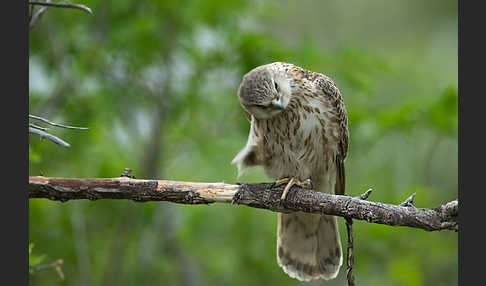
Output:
[{"xmin": 28, "ymin": 115, "xmax": 89, "ymax": 147}]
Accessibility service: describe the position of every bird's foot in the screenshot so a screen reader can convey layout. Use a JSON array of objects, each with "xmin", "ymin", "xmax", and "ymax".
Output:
[{"xmin": 275, "ymin": 177, "xmax": 313, "ymax": 200}]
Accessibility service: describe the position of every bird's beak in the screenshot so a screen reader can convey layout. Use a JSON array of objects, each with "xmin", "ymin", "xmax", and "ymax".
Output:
[{"xmin": 272, "ymin": 98, "xmax": 285, "ymax": 110}]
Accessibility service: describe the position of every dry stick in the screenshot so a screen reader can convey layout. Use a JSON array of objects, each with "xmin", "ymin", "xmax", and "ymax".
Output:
[
  {"xmin": 28, "ymin": 115, "xmax": 89, "ymax": 147},
  {"xmin": 29, "ymin": 0, "xmax": 50, "ymax": 30},
  {"xmin": 345, "ymin": 218, "xmax": 355, "ymax": 286},
  {"xmin": 29, "ymin": 127, "xmax": 71, "ymax": 147},
  {"xmin": 29, "ymin": 176, "xmax": 458, "ymax": 232},
  {"xmin": 28, "ymin": 1, "xmax": 93, "ymax": 15},
  {"xmin": 344, "ymin": 190, "xmax": 371, "ymax": 286},
  {"xmin": 28, "ymin": 116, "xmax": 88, "ymax": 147},
  {"xmin": 29, "ymin": 115, "xmax": 89, "ymax": 130},
  {"xmin": 400, "ymin": 192, "xmax": 417, "ymax": 207},
  {"xmin": 29, "ymin": 123, "xmax": 48, "ymax": 131},
  {"xmin": 32, "ymin": 259, "xmax": 64, "ymax": 280}
]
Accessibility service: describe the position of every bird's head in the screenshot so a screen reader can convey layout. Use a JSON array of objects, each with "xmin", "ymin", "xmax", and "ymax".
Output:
[{"xmin": 237, "ymin": 64, "xmax": 291, "ymax": 119}]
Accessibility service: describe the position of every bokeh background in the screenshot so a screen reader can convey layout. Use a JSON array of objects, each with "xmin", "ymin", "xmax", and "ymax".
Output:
[{"xmin": 28, "ymin": 0, "xmax": 458, "ymax": 285}]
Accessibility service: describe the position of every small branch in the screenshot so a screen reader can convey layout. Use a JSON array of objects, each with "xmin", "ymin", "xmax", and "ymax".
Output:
[
  {"xmin": 29, "ymin": 123, "xmax": 48, "ymax": 131},
  {"xmin": 28, "ymin": 176, "xmax": 458, "ymax": 232},
  {"xmin": 400, "ymin": 192, "xmax": 416, "ymax": 207},
  {"xmin": 355, "ymin": 189, "xmax": 372, "ymax": 200},
  {"xmin": 28, "ymin": 115, "xmax": 89, "ymax": 147},
  {"xmin": 28, "ymin": 1, "xmax": 93, "ymax": 15},
  {"xmin": 32, "ymin": 259, "xmax": 64, "ymax": 280},
  {"xmin": 345, "ymin": 218, "xmax": 355, "ymax": 286},
  {"xmin": 344, "ymin": 189, "xmax": 372, "ymax": 286},
  {"xmin": 29, "ymin": 0, "xmax": 50, "ymax": 30},
  {"xmin": 29, "ymin": 114, "xmax": 89, "ymax": 130},
  {"xmin": 29, "ymin": 127, "xmax": 70, "ymax": 147}
]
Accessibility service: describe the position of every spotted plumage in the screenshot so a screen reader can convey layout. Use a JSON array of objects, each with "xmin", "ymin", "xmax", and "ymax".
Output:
[{"xmin": 232, "ymin": 62, "xmax": 349, "ymax": 281}]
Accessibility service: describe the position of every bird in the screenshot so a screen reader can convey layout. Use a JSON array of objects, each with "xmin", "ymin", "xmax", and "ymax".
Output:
[{"xmin": 232, "ymin": 62, "xmax": 349, "ymax": 281}]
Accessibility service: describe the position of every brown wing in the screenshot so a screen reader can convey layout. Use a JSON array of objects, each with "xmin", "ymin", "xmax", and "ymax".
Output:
[
  {"xmin": 316, "ymin": 75, "xmax": 349, "ymax": 196},
  {"xmin": 287, "ymin": 64, "xmax": 349, "ymax": 160}
]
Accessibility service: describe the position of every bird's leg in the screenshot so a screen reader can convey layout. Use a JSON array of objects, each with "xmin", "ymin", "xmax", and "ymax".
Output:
[
  {"xmin": 280, "ymin": 178, "xmax": 296, "ymax": 200},
  {"xmin": 275, "ymin": 177, "xmax": 313, "ymax": 200}
]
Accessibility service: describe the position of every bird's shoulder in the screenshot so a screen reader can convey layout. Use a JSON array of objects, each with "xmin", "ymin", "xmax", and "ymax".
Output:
[{"xmin": 286, "ymin": 67, "xmax": 349, "ymax": 159}]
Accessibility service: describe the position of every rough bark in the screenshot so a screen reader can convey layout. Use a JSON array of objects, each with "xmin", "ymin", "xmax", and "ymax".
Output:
[{"xmin": 29, "ymin": 176, "xmax": 458, "ymax": 232}]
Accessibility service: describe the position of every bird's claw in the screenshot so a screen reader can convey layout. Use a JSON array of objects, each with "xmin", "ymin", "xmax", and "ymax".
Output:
[{"xmin": 275, "ymin": 177, "xmax": 313, "ymax": 200}]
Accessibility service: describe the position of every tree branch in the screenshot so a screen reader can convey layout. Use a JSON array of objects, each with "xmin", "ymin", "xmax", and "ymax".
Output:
[
  {"xmin": 29, "ymin": 176, "xmax": 458, "ymax": 232},
  {"xmin": 345, "ymin": 217, "xmax": 356, "ymax": 286},
  {"xmin": 29, "ymin": 123, "xmax": 48, "ymax": 131},
  {"xmin": 29, "ymin": 0, "xmax": 50, "ymax": 30},
  {"xmin": 29, "ymin": 2, "xmax": 93, "ymax": 15},
  {"xmin": 29, "ymin": 115, "xmax": 89, "ymax": 130},
  {"xmin": 31, "ymin": 259, "xmax": 64, "ymax": 280},
  {"xmin": 28, "ymin": 115, "xmax": 89, "ymax": 147},
  {"xmin": 29, "ymin": 127, "xmax": 71, "ymax": 147}
]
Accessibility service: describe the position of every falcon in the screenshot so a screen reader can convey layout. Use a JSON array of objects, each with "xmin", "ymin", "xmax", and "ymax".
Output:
[{"xmin": 232, "ymin": 62, "xmax": 349, "ymax": 281}]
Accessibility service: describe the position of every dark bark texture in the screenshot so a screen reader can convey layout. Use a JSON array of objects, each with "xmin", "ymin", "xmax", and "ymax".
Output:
[{"xmin": 29, "ymin": 176, "xmax": 458, "ymax": 232}]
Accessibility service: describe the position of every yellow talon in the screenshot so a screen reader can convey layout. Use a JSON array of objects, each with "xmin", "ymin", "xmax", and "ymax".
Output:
[{"xmin": 276, "ymin": 177, "xmax": 313, "ymax": 200}]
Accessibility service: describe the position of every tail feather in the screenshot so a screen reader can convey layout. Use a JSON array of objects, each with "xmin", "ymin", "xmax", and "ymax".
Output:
[{"xmin": 277, "ymin": 212, "xmax": 342, "ymax": 281}]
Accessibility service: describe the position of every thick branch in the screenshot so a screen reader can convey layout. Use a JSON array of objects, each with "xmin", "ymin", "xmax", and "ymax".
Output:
[{"xmin": 29, "ymin": 176, "xmax": 458, "ymax": 232}]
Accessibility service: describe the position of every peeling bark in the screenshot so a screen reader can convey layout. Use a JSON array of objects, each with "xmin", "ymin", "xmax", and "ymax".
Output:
[{"xmin": 29, "ymin": 176, "xmax": 458, "ymax": 232}]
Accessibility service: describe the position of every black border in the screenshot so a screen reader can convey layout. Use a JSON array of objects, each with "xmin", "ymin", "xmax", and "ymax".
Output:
[
  {"xmin": 3, "ymin": 0, "xmax": 28, "ymax": 285},
  {"xmin": 459, "ymin": 0, "xmax": 483, "ymax": 285}
]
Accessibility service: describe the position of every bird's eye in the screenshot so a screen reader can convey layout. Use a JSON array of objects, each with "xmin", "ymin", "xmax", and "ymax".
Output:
[{"xmin": 274, "ymin": 81, "xmax": 279, "ymax": 92}]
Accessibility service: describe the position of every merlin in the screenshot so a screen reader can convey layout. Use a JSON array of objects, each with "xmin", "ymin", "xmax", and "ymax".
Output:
[{"xmin": 232, "ymin": 62, "xmax": 349, "ymax": 281}]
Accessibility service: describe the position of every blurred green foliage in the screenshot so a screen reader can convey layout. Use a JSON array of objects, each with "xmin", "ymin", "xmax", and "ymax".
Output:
[
  {"xmin": 29, "ymin": 243, "xmax": 46, "ymax": 274},
  {"xmin": 29, "ymin": 0, "xmax": 457, "ymax": 285}
]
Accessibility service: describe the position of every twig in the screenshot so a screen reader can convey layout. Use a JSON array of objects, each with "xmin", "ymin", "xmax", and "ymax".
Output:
[
  {"xmin": 28, "ymin": 1, "xmax": 93, "ymax": 15},
  {"xmin": 343, "ymin": 189, "xmax": 372, "ymax": 286},
  {"xmin": 400, "ymin": 192, "xmax": 416, "ymax": 207},
  {"xmin": 29, "ymin": 127, "xmax": 71, "ymax": 147},
  {"xmin": 28, "ymin": 176, "xmax": 459, "ymax": 231},
  {"xmin": 29, "ymin": 114, "xmax": 89, "ymax": 130},
  {"xmin": 29, "ymin": 123, "xmax": 48, "ymax": 131},
  {"xmin": 32, "ymin": 259, "xmax": 64, "ymax": 280},
  {"xmin": 355, "ymin": 189, "xmax": 372, "ymax": 200},
  {"xmin": 29, "ymin": 2, "xmax": 50, "ymax": 30},
  {"xmin": 345, "ymin": 218, "xmax": 355, "ymax": 286}
]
